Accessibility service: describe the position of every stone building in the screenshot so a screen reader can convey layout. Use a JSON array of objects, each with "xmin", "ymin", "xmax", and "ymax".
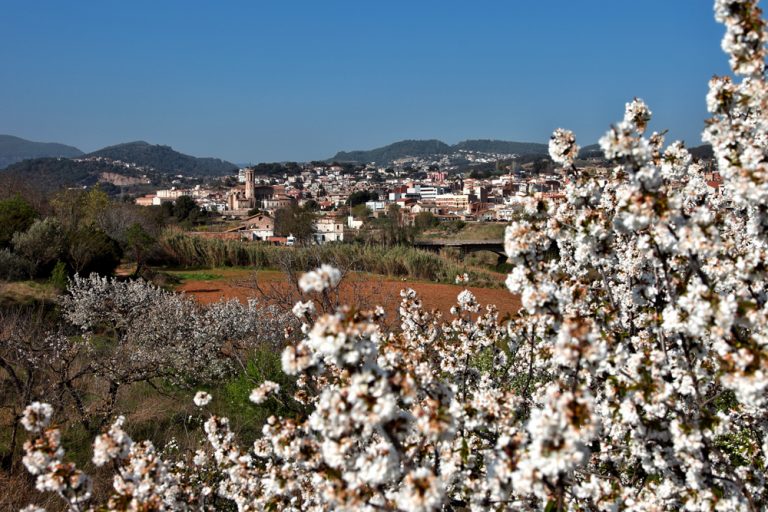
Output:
[{"xmin": 226, "ymin": 168, "xmax": 275, "ymax": 214}]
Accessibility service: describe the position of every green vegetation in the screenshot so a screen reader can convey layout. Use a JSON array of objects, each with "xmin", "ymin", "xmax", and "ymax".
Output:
[
  {"xmin": 0, "ymin": 187, "xmax": 167, "ymax": 284},
  {"xmin": 0, "ymin": 280, "xmax": 59, "ymax": 307},
  {"xmin": 351, "ymin": 204, "xmax": 372, "ymax": 219},
  {"xmin": 414, "ymin": 211, "xmax": 439, "ymax": 230},
  {"xmin": 159, "ymin": 233, "xmax": 503, "ymax": 287},
  {"xmin": 2, "ymin": 157, "xmax": 107, "ymax": 192},
  {"xmin": 0, "ymin": 195, "xmax": 38, "ymax": 247},
  {"xmin": 219, "ymin": 348, "xmax": 305, "ymax": 443},
  {"xmin": 274, "ymin": 204, "xmax": 316, "ymax": 242},
  {"xmin": 346, "ymin": 190, "xmax": 378, "ymax": 207},
  {"xmin": 166, "ymin": 271, "xmax": 225, "ymax": 282}
]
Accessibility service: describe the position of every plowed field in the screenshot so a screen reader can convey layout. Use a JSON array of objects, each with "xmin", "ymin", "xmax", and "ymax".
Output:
[{"xmin": 175, "ymin": 269, "xmax": 520, "ymax": 319}]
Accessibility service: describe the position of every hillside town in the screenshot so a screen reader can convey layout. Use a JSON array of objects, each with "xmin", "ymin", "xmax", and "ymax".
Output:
[{"xmin": 132, "ymin": 152, "xmax": 718, "ymax": 244}]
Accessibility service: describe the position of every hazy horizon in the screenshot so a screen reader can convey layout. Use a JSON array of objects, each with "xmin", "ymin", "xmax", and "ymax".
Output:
[{"xmin": 1, "ymin": 0, "xmax": 728, "ymax": 163}]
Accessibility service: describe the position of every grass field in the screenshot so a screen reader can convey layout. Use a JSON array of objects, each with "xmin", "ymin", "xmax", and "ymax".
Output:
[{"xmin": 0, "ymin": 280, "xmax": 59, "ymax": 307}]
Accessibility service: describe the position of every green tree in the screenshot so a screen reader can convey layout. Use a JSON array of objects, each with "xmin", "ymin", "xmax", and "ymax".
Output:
[
  {"xmin": 0, "ymin": 195, "xmax": 38, "ymax": 248},
  {"xmin": 366, "ymin": 203, "xmax": 415, "ymax": 246},
  {"xmin": 49, "ymin": 187, "xmax": 110, "ymax": 231},
  {"xmin": 414, "ymin": 211, "xmax": 438, "ymax": 231},
  {"xmin": 351, "ymin": 204, "xmax": 371, "ymax": 219},
  {"xmin": 11, "ymin": 218, "xmax": 66, "ymax": 277},
  {"xmin": 83, "ymin": 186, "xmax": 109, "ymax": 227},
  {"xmin": 125, "ymin": 223, "xmax": 156, "ymax": 274},
  {"xmin": 173, "ymin": 196, "xmax": 198, "ymax": 221},
  {"xmin": 67, "ymin": 226, "xmax": 121, "ymax": 275},
  {"xmin": 0, "ymin": 249, "xmax": 32, "ymax": 281},
  {"xmin": 49, "ymin": 261, "xmax": 69, "ymax": 290},
  {"xmin": 160, "ymin": 201, "xmax": 175, "ymax": 219},
  {"xmin": 274, "ymin": 204, "xmax": 316, "ymax": 244},
  {"xmin": 50, "ymin": 189, "xmax": 86, "ymax": 230},
  {"xmin": 347, "ymin": 190, "xmax": 378, "ymax": 207}
]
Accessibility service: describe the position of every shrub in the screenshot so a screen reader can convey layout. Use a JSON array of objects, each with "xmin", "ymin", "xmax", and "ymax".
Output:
[
  {"xmin": 11, "ymin": 218, "xmax": 65, "ymax": 277},
  {"xmin": 0, "ymin": 248, "xmax": 33, "ymax": 281},
  {"xmin": 66, "ymin": 226, "xmax": 121, "ymax": 276},
  {"xmin": 0, "ymin": 195, "xmax": 38, "ymax": 248},
  {"xmin": 48, "ymin": 261, "xmax": 68, "ymax": 290}
]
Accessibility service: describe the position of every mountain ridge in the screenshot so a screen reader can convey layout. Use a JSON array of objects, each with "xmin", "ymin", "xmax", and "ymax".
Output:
[
  {"xmin": 0, "ymin": 134, "xmax": 83, "ymax": 169},
  {"xmin": 330, "ymin": 139, "xmax": 551, "ymax": 164}
]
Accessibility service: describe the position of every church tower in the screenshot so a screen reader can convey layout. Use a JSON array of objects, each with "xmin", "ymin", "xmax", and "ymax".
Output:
[{"xmin": 245, "ymin": 168, "xmax": 255, "ymax": 202}]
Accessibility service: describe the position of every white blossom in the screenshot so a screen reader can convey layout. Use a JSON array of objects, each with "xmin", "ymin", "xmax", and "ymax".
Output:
[
  {"xmin": 193, "ymin": 391, "xmax": 213, "ymax": 407},
  {"xmin": 298, "ymin": 264, "xmax": 342, "ymax": 293},
  {"xmin": 249, "ymin": 381, "xmax": 281, "ymax": 404}
]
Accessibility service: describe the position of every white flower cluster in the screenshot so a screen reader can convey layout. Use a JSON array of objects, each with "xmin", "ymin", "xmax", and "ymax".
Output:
[
  {"xmin": 292, "ymin": 299, "xmax": 316, "ymax": 318},
  {"xmin": 298, "ymin": 264, "xmax": 342, "ymax": 293},
  {"xmin": 193, "ymin": 391, "xmax": 212, "ymax": 407},
  {"xmin": 20, "ymin": 402, "xmax": 53, "ymax": 433},
  {"xmin": 21, "ymin": 403, "xmax": 92, "ymax": 506},
  {"xmin": 548, "ymin": 128, "xmax": 580, "ymax": 166},
  {"xmin": 249, "ymin": 381, "xmax": 280, "ymax": 404}
]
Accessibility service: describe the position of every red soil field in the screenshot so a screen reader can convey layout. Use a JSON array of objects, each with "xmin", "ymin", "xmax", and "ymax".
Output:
[{"xmin": 177, "ymin": 270, "xmax": 520, "ymax": 320}]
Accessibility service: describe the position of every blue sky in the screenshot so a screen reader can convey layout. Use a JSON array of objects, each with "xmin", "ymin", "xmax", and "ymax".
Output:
[{"xmin": 0, "ymin": 1, "xmax": 729, "ymax": 163}]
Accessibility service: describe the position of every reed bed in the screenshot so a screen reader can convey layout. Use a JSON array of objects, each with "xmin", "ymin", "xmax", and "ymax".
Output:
[{"xmin": 158, "ymin": 232, "xmax": 503, "ymax": 287}]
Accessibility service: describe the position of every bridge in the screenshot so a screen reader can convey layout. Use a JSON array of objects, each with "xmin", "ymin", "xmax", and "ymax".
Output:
[{"xmin": 413, "ymin": 239, "xmax": 507, "ymax": 264}]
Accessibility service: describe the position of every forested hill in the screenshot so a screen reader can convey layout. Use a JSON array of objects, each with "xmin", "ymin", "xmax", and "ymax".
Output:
[
  {"xmin": 452, "ymin": 139, "xmax": 548, "ymax": 155},
  {"xmin": 331, "ymin": 139, "xmax": 452, "ymax": 164},
  {"xmin": 85, "ymin": 141, "xmax": 238, "ymax": 176},
  {"xmin": 0, "ymin": 134, "xmax": 83, "ymax": 169},
  {"xmin": 2, "ymin": 157, "xmax": 104, "ymax": 192},
  {"xmin": 329, "ymin": 138, "xmax": 553, "ymax": 164}
]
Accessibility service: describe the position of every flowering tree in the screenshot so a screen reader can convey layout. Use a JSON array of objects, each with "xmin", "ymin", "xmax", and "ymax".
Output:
[
  {"xmin": 58, "ymin": 274, "xmax": 295, "ymax": 430},
  {"xmin": 19, "ymin": 1, "xmax": 768, "ymax": 510}
]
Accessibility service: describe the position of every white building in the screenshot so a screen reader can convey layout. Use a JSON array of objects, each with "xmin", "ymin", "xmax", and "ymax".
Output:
[
  {"xmin": 347, "ymin": 215, "xmax": 364, "ymax": 229},
  {"xmin": 313, "ymin": 216, "xmax": 348, "ymax": 244},
  {"xmin": 365, "ymin": 201, "xmax": 388, "ymax": 213}
]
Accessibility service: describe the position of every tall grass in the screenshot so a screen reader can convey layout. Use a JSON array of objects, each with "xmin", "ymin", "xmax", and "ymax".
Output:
[{"xmin": 158, "ymin": 232, "xmax": 503, "ymax": 287}]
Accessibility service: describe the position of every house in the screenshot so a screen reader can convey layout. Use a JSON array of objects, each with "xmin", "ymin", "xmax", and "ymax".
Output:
[
  {"xmin": 347, "ymin": 215, "xmax": 364, "ymax": 229},
  {"xmin": 435, "ymin": 193, "xmax": 472, "ymax": 214},
  {"xmin": 135, "ymin": 194, "xmax": 157, "ymax": 206},
  {"xmin": 411, "ymin": 201, "xmax": 440, "ymax": 214},
  {"xmin": 262, "ymin": 194, "xmax": 296, "ymax": 211},
  {"xmin": 313, "ymin": 216, "xmax": 348, "ymax": 244},
  {"xmin": 226, "ymin": 213, "xmax": 275, "ymax": 240}
]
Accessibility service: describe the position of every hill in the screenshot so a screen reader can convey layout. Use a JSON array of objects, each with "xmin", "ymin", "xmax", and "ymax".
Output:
[
  {"xmin": 688, "ymin": 144, "xmax": 714, "ymax": 160},
  {"xmin": 2, "ymin": 157, "xmax": 106, "ymax": 192},
  {"xmin": 331, "ymin": 139, "xmax": 452, "ymax": 165},
  {"xmin": 453, "ymin": 139, "xmax": 548, "ymax": 155},
  {"xmin": 330, "ymin": 138, "xmax": 552, "ymax": 164},
  {"xmin": 577, "ymin": 144, "xmax": 603, "ymax": 159},
  {"xmin": 86, "ymin": 141, "xmax": 237, "ymax": 176},
  {"xmin": 0, "ymin": 134, "xmax": 83, "ymax": 169}
]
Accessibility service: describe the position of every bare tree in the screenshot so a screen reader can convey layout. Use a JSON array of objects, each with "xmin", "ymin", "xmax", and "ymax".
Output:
[{"xmin": 236, "ymin": 246, "xmax": 399, "ymax": 328}]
